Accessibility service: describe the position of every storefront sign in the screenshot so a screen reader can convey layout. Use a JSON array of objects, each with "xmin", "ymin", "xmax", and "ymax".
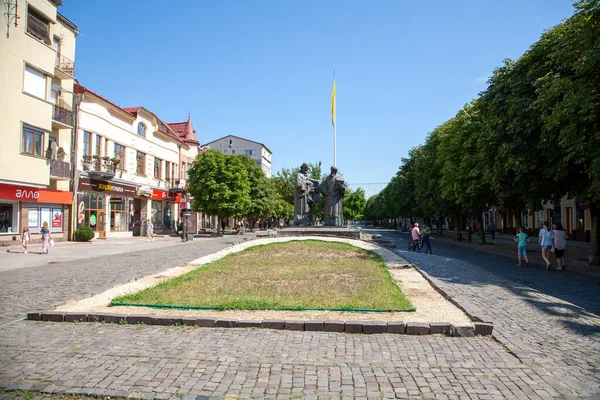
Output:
[
  {"xmin": 151, "ymin": 189, "xmax": 181, "ymax": 203},
  {"xmin": 0, "ymin": 183, "xmax": 72, "ymax": 204},
  {"xmin": 79, "ymin": 178, "xmax": 136, "ymax": 197},
  {"xmin": 52, "ymin": 208, "xmax": 62, "ymax": 228}
]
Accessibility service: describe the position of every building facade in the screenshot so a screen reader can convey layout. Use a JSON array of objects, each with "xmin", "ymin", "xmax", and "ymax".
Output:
[
  {"xmin": 73, "ymin": 84, "xmax": 200, "ymax": 239},
  {"xmin": 0, "ymin": 0, "xmax": 77, "ymax": 245},
  {"xmin": 204, "ymin": 135, "xmax": 272, "ymax": 178}
]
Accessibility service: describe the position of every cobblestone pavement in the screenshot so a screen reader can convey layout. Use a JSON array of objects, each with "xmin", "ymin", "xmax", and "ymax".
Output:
[
  {"xmin": 379, "ymin": 229, "xmax": 600, "ymax": 399},
  {"xmin": 0, "ymin": 230, "xmax": 598, "ymax": 399}
]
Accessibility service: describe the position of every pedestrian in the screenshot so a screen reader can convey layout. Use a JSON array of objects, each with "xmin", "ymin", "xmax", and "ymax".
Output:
[
  {"xmin": 22, "ymin": 227, "xmax": 30, "ymax": 254},
  {"xmin": 489, "ymin": 222, "xmax": 496, "ymax": 240},
  {"xmin": 145, "ymin": 219, "xmax": 154, "ymax": 242},
  {"xmin": 410, "ymin": 223, "xmax": 420, "ymax": 251},
  {"xmin": 40, "ymin": 221, "xmax": 52, "ymax": 254},
  {"xmin": 538, "ymin": 221, "xmax": 555, "ymax": 270},
  {"xmin": 514, "ymin": 226, "xmax": 530, "ymax": 267},
  {"xmin": 552, "ymin": 223, "xmax": 568, "ymax": 271},
  {"xmin": 421, "ymin": 223, "xmax": 432, "ymax": 254}
]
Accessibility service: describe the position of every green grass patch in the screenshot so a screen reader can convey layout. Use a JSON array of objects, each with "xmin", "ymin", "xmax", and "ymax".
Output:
[{"xmin": 113, "ymin": 240, "xmax": 414, "ymax": 311}]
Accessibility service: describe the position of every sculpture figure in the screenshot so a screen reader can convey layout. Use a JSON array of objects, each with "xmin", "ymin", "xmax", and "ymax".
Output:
[
  {"xmin": 294, "ymin": 163, "xmax": 320, "ymax": 226},
  {"xmin": 316, "ymin": 166, "xmax": 348, "ymax": 226}
]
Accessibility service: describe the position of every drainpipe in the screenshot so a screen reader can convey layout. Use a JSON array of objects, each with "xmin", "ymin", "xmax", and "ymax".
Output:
[{"xmin": 70, "ymin": 91, "xmax": 84, "ymax": 240}]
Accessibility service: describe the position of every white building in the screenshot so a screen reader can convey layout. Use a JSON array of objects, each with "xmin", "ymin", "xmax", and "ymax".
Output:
[
  {"xmin": 73, "ymin": 84, "xmax": 200, "ymax": 238},
  {"xmin": 204, "ymin": 135, "xmax": 272, "ymax": 178}
]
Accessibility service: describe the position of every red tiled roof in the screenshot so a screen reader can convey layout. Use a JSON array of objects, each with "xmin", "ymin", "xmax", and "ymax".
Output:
[
  {"xmin": 123, "ymin": 107, "xmax": 142, "ymax": 117},
  {"xmin": 74, "ymin": 84, "xmax": 135, "ymax": 118},
  {"xmin": 167, "ymin": 114, "xmax": 199, "ymax": 145}
]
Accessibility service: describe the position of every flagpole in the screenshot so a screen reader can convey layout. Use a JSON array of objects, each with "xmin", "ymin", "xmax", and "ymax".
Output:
[{"xmin": 333, "ymin": 62, "xmax": 336, "ymax": 167}]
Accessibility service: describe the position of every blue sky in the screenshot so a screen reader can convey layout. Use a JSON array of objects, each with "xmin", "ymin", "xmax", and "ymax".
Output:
[{"xmin": 62, "ymin": 0, "xmax": 576, "ymax": 198}]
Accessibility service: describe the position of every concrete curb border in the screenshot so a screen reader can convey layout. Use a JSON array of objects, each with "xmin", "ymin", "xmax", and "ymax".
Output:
[{"xmin": 27, "ymin": 311, "xmax": 479, "ymax": 336}]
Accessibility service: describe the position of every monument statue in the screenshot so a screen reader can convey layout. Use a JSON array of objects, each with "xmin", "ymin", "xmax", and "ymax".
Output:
[
  {"xmin": 316, "ymin": 166, "xmax": 348, "ymax": 226},
  {"xmin": 294, "ymin": 163, "xmax": 320, "ymax": 226}
]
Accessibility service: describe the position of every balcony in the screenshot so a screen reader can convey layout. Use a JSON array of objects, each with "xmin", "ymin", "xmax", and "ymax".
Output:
[
  {"xmin": 49, "ymin": 160, "xmax": 71, "ymax": 180},
  {"xmin": 55, "ymin": 53, "xmax": 75, "ymax": 79},
  {"xmin": 82, "ymin": 156, "xmax": 118, "ymax": 180},
  {"xmin": 52, "ymin": 104, "xmax": 73, "ymax": 128},
  {"xmin": 167, "ymin": 179, "xmax": 186, "ymax": 194}
]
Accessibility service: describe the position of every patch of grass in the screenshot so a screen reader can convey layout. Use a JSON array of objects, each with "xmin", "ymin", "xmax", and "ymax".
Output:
[{"xmin": 114, "ymin": 240, "xmax": 413, "ymax": 311}]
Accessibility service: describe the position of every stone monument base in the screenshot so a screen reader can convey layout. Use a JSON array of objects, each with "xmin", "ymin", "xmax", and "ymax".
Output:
[{"xmin": 268, "ymin": 226, "xmax": 361, "ymax": 240}]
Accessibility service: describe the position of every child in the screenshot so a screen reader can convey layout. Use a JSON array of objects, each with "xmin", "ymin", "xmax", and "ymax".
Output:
[
  {"xmin": 22, "ymin": 227, "xmax": 30, "ymax": 254},
  {"xmin": 514, "ymin": 227, "xmax": 530, "ymax": 267}
]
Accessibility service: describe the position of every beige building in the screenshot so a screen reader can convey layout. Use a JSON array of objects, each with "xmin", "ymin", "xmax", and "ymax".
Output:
[
  {"xmin": 0, "ymin": 0, "xmax": 77, "ymax": 244},
  {"xmin": 73, "ymin": 84, "xmax": 203, "ymax": 239},
  {"xmin": 204, "ymin": 134, "xmax": 272, "ymax": 178}
]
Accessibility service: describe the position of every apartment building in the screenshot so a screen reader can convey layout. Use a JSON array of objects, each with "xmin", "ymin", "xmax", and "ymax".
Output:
[
  {"xmin": 73, "ymin": 84, "xmax": 200, "ymax": 238},
  {"xmin": 0, "ymin": 0, "xmax": 77, "ymax": 244},
  {"xmin": 204, "ymin": 135, "xmax": 272, "ymax": 178}
]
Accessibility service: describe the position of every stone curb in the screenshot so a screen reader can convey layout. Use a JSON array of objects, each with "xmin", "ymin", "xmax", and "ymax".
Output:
[{"xmin": 29, "ymin": 311, "xmax": 487, "ymax": 336}]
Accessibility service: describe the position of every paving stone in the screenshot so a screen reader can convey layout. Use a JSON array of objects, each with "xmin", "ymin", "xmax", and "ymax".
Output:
[
  {"xmin": 284, "ymin": 320, "xmax": 304, "ymax": 331},
  {"xmin": 238, "ymin": 320, "xmax": 261, "ymax": 328},
  {"xmin": 344, "ymin": 321, "xmax": 364, "ymax": 334},
  {"xmin": 261, "ymin": 320, "xmax": 285, "ymax": 330},
  {"xmin": 181, "ymin": 317, "xmax": 199, "ymax": 326},
  {"xmin": 429, "ymin": 322, "xmax": 452, "ymax": 334},
  {"xmin": 386, "ymin": 321, "xmax": 406, "ymax": 334},
  {"xmin": 304, "ymin": 320, "xmax": 324, "ymax": 331},
  {"xmin": 405, "ymin": 322, "xmax": 430, "ymax": 335},
  {"xmin": 323, "ymin": 320, "xmax": 345, "ymax": 332},
  {"xmin": 362, "ymin": 321, "xmax": 387, "ymax": 334},
  {"xmin": 215, "ymin": 319, "xmax": 238, "ymax": 328},
  {"xmin": 474, "ymin": 322, "xmax": 494, "ymax": 336},
  {"xmin": 40, "ymin": 312, "xmax": 64, "ymax": 322},
  {"xmin": 152, "ymin": 317, "xmax": 182, "ymax": 326},
  {"xmin": 453, "ymin": 325, "xmax": 475, "ymax": 337},
  {"xmin": 126, "ymin": 314, "xmax": 154, "ymax": 325},
  {"xmin": 196, "ymin": 317, "xmax": 216, "ymax": 327},
  {"xmin": 26, "ymin": 311, "xmax": 41, "ymax": 321}
]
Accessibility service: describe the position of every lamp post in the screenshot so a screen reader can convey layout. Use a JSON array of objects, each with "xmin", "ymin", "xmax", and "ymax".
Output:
[{"xmin": 182, "ymin": 212, "xmax": 190, "ymax": 242}]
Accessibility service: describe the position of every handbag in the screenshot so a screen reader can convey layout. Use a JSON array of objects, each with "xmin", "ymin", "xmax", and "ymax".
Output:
[{"xmin": 50, "ymin": 239, "xmax": 55, "ymax": 247}]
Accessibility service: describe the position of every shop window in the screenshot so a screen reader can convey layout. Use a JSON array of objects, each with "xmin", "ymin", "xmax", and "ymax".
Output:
[
  {"xmin": 0, "ymin": 203, "xmax": 16, "ymax": 234},
  {"xmin": 22, "ymin": 124, "xmax": 44, "ymax": 157},
  {"xmin": 110, "ymin": 197, "xmax": 128, "ymax": 231},
  {"xmin": 79, "ymin": 193, "xmax": 105, "ymax": 231},
  {"xmin": 152, "ymin": 201, "xmax": 163, "ymax": 230}
]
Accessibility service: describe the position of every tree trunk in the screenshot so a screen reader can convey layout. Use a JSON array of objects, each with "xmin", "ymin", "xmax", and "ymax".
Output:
[
  {"xmin": 514, "ymin": 204, "xmax": 523, "ymax": 230},
  {"xmin": 477, "ymin": 211, "xmax": 486, "ymax": 245},
  {"xmin": 589, "ymin": 202, "xmax": 600, "ymax": 265},
  {"xmin": 217, "ymin": 216, "xmax": 222, "ymax": 236},
  {"xmin": 438, "ymin": 216, "xmax": 444, "ymax": 236},
  {"xmin": 455, "ymin": 214, "xmax": 462, "ymax": 241}
]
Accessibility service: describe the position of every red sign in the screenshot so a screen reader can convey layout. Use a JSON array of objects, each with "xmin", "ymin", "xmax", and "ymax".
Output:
[
  {"xmin": 0, "ymin": 184, "xmax": 72, "ymax": 204},
  {"xmin": 52, "ymin": 209, "xmax": 62, "ymax": 227},
  {"xmin": 151, "ymin": 189, "xmax": 181, "ymax": 203}
]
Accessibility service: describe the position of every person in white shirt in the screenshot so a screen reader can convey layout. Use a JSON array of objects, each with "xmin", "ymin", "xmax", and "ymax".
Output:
[
  {"xmin": 410, "ymin": 223, "xmax": 421, "ymax": 251},
  {"xmin": 552, "ymin": 223, "xmax": 568, "ymax": 271}
]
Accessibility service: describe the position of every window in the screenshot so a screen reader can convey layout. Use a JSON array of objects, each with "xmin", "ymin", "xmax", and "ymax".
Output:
[
  {"xmin": 114, "ymin": 143, "xmax": 125, "ymax": 166},
  {"xmin": 24, "ymin": 65, "xmax": 46, "ymax": 99},
  {"xmin": 223, "ymin": 149, "xmax": 228, "ymax": 154},
  {"xmin": 137, "ymin": 123, "xmax": 146, "ymax": 137},
  {"xmin": 165, "ymin": 161, "xmax": 171, "ymax": 184},
  {"xmin": 136, "ymin": 151, "xmax": 145, "ymax": 175},
  {"xmin": 244, "ymin": 149, "xmax": 256, "ymax": 156},
  {"xmin": 110, "ymin": 197, "xmax": 128, "ymax": 232},
  {"xmin": 22, "ymin": 124, "xmax": 44, "ymax": 156},
  {"xmin": 0, "ymin": 203, "xmax": 16, "ymax": 234},
  {"xmin": 154, "ymin": 158, "xmax": 161, "ymax": 179},
  {"xmin": 83, "ymin": 131, "xmax": 91, "ymax": 156},
  {"xmin": 27, "ymin": 6, "xmax": 51, "ymax": 45},
  {"xmin": 95, "ymin": 135, "xmax": 102, "ymax": 156},
  {"xmin": 232, "ymin": 150, "xmax": 236, "ymax": 154}
]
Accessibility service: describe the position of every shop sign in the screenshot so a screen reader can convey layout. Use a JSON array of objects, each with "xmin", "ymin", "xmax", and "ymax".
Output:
[
  {"xmin": 151, "ymin": 189, "xmax": 181, "ymax": 202},
  {"xmin": 79, "ymin": 178, "xmax": 136, "ymax": 197},
  {"xmin": 0, "ymin": 183, "xmax": 72, "ymax": 204},
  {"xmin": 52, "ymin": 208, "xmax": 62, "ymax": 228},
  {"xmin": 137, "ymin": 185, "xmax": 153, "ymax": 197}
]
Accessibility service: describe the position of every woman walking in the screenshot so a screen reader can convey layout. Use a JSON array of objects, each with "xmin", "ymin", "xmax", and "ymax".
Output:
[
  {"xmin": 40, "ymin": 222, "xmax": 52, "ymax": 254},
  {"xmin": 552, "ymin": 223, "xmax": 568, "ymax": 271},
  {"xmin": 538, "ymin": 221, "xmax": 555, "ymax": 270},
  {"xmin": 22, "ymin": 227, "xmax": 30, "ymax": 254},
  {"xmin": 145, "ymin": 219, "xmax": 154, "ymax": 242}
]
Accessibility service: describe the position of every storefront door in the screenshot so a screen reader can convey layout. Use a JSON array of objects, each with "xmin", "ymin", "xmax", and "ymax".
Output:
[{"xmin": 98, "ymin": 211, "xmax": 105, "ymax": 238}]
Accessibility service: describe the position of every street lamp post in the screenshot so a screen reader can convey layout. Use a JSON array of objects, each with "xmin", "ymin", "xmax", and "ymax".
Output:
[{"xmin": 182, "ymin": 212, "xmax": 190, "ymax": 242}]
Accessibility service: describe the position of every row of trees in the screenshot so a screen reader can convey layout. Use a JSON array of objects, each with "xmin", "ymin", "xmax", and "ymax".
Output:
[
  {"xmin": 187, "ymin": 150, "xmax": 367, "ymax": 234},
  {"xmin": 364, "ymin": 0, "xmax": 599, "ymax": 264}
]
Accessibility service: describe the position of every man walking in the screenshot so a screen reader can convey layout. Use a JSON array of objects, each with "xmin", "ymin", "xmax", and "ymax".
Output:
[
  {"xmin": 421, "ymin": 224, "xmax": 432, "ymax": 254},
  {"xmin": 410, "ymin": 223, "xmax": 421, "ymax": 251},
  {"xmin": 145, "ymin": 219, "xmax": 154, "ymax": 242}
]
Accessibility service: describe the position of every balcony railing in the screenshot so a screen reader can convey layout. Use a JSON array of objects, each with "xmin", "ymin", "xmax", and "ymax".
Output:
[
  {"xmin": 49, "ymin": 160, "xmax": 71, "ymax": 179},
  {"xmin": 52, "ymin": 104, "xmax": 73, "ymax": 127},
  {"xmin": 81, "ymin": 156, "xmax": 117, "ymax": 179},
  {"xmin": 55, "ymin": 53, "xmax": 75, "ymax": 77},
  {"xmin": 166, "ymin": 178, "xmax": 186, "ymax": 193}
]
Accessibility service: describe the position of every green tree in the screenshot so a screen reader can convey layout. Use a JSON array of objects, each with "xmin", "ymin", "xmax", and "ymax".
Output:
[
  {"xmin": 237, "ymin": 155, "xmax": 277, "ymax": 229},
  {"xmin": 187, "ymin": 149, "xmax": 250, "ymax": 235},
  {"xmin": 343, "ymin": 187, "xmax": 367, "ymax": 222}
]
